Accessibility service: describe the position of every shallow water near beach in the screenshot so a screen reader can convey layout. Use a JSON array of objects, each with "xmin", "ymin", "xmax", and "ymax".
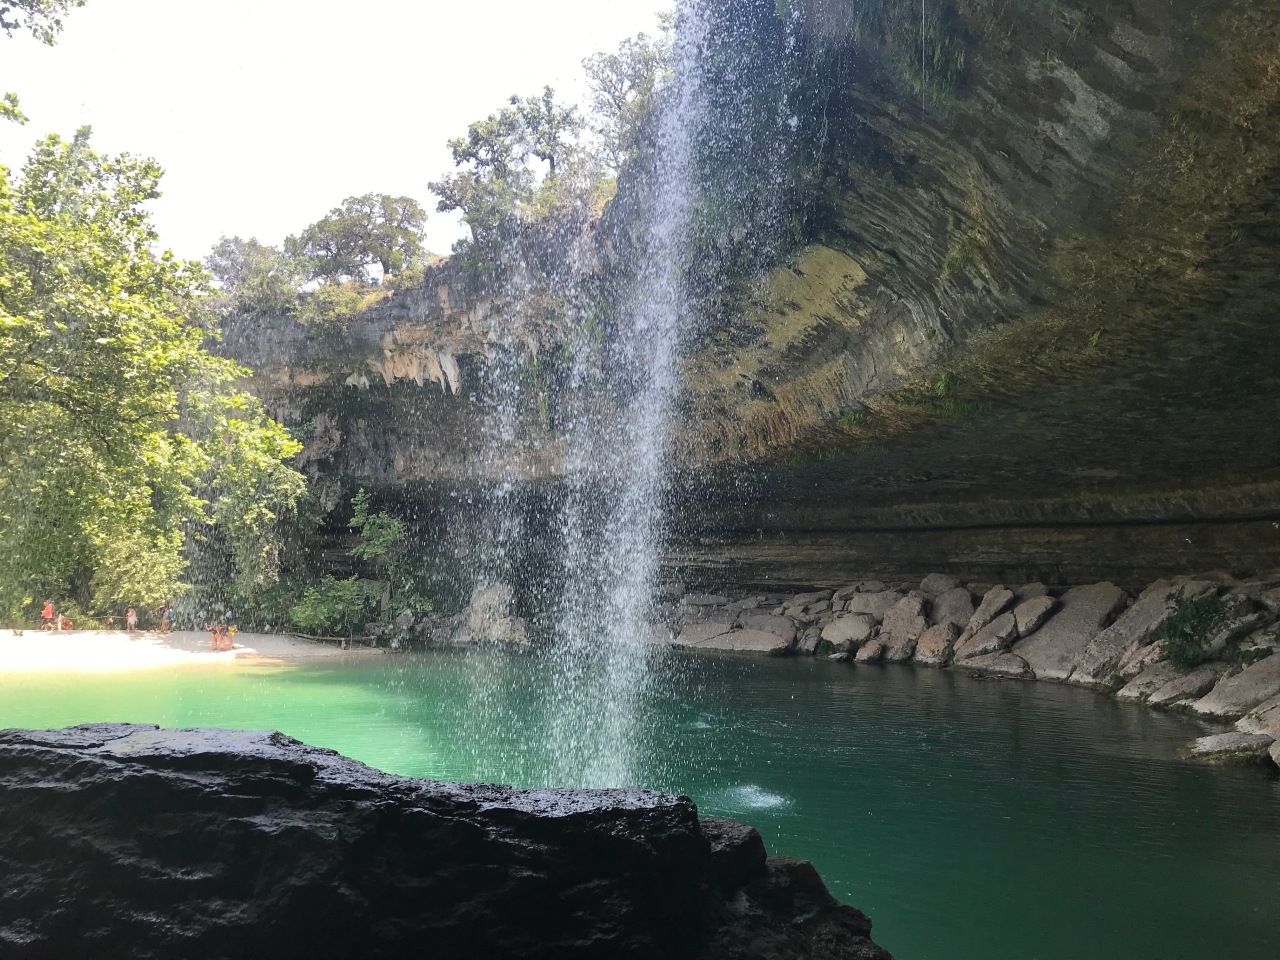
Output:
[{"xmin": 2, "ymin": 647, "xmax": 1278, "ymax": 960}]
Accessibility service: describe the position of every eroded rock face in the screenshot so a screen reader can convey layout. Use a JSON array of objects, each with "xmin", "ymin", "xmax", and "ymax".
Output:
[{"xmin": 0, "ymin": 724, "xmax": 890, "ymax": 960}]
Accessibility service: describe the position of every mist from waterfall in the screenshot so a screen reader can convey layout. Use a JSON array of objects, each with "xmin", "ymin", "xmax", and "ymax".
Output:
[{"xmin": 460, "ymin": 0, "xmax": 804, "ymax": 789}]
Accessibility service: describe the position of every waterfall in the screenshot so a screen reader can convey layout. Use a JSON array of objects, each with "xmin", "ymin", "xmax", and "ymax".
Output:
[
  {"xmin": 461, "ymin": 0, "xmax": 801, "ymax": 789},
  {"xmin": 537, "ymin": 2, "xmax": 716, "ymax": 788}
]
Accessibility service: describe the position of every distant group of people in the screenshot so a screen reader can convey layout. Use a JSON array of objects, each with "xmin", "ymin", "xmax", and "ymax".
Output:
[
  {"xmin": 40, "ymin": 600, "xmax": 72, "ymax": 632},
  {"xmin": 40, "ymin": 600, "xmax": 172, "ymax": 633},
  {"xmin": 206, "ymin": 619, "xmax": 237, "ymax": 651}
]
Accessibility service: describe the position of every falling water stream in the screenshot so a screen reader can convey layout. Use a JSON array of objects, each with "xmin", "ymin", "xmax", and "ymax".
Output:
[{"xmin": 461, "ymin": 0, "xmax": 732, "ymax": 788}]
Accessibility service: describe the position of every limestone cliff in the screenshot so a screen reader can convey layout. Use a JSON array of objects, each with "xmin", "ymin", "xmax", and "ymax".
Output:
[{"xmin": 220, "ymin": 0, "xmax": 1280, "ymax": 585}]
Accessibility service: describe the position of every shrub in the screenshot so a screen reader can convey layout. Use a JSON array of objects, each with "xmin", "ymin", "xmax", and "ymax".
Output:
[
  {"xmin": 289, "ymin": 576, "xmax": 372, "ymax": 637},
  {"xmin": 1156, "ymin": 589, "xmax": 1227, "ymax": 672}
]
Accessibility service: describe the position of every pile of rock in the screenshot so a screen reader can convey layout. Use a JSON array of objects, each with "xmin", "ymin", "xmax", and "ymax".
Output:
[{"xmin": 664, "ymin": 572, "xmax": 1280, "ymax": 769}]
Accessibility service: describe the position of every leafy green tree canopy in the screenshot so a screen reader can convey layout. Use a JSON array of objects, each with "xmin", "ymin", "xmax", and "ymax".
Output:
[
  {"xmin": 206, "ymin": 235, "xmax": 302, "ymax": 317},
  {"xmin": 286, "ymin": 193, "xmax": 427, "ymax": 284},
  {"xmin": 582, "ymin": 29, "xmax": 671, "ymax": 169},
  {"xmin": 0, "ymin": 127, "xmax": 305, "ymax": 618},
  {"xmin": 429, "ymin": 86, "xmax": 586, "ymax": 248},
  {"xmin": 0, "ymin": 0, "xmax": 84, "ymax": 43}
]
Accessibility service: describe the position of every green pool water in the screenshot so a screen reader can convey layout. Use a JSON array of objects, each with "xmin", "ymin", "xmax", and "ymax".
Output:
[{"xmin": 2, "ymin": 648, "xmax": 1277, "ymax": 959}]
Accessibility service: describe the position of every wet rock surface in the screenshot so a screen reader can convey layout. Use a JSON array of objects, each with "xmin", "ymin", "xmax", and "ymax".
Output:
[{"xmin": 0, "ymin": 724, "xmax": 890, "ymax": 960}]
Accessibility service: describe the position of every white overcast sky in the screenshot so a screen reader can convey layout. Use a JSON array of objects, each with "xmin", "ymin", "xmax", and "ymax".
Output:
[{"xmin": 0, "ymin": 0, "xmax": 672, "ymax": 260}]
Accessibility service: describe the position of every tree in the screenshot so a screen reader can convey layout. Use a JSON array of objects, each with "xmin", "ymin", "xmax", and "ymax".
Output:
[
  {"xmin": 429, "ymin": 86, "xmax": 584, "ymax": 249},
  {"xmin": 0, "ymin": 1, "xmax": 84, "ymax": 43},
  {"xmin": 206, "ymin": 235, "xmax": 302, "ymax": 317},
  {"xmin": 512, "ymin": 86, "xmax": 582, "ymax": 176},
  {"xmin": 289, "ymin": 576, "xmax": 371, "ymax": 637},
  {"xmin": 0, "ymin": 127, "xmax": 306, "ymax": 618},
  {"xmin": 286, "ymin": 193, "xmax": 427, "ymax": 283},
  {"xmin": 2, "ymin": 1, "xmax": 85, "ymax": 123},
  {"xmin": 583, "ymin": 30, "xmax": 671, "ymax": 169}
]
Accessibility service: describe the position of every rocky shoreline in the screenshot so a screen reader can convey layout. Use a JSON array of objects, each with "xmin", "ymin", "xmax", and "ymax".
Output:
[{"xmin": 656, "ymin": 572, "xmax": 1280, "ymax": 771}]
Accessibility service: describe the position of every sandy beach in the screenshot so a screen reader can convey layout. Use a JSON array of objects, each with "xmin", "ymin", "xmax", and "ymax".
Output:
[{"xmin": 0, "ymin": 629, "xmax": 381, "ymax": 674}]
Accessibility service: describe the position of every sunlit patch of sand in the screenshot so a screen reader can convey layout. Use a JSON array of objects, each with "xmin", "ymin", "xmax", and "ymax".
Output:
[{"xmin": 0, "ymin": 629, "xmax": 378, "ymax": 674}]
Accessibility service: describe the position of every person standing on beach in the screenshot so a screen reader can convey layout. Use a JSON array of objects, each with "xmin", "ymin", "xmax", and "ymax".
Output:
[{"xmin": 125, "ymin": 606, "xmax": 138, "ymax": 632}]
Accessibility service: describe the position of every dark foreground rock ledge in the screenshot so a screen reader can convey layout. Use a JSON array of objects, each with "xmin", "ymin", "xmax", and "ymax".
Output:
[{"xmin": 0, "ymin": 724, "xmax": 890, "ymax": 960}]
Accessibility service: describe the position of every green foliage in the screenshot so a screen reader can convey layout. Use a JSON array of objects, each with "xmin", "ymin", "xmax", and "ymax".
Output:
[
  {"xmin": 286, "ymin": 193, "xmax": 427, "ymax": 283},
  {"xmin": 1, "ymin": 91, "xmax": 26, "ymax": 124},
  {"xmin": 349, "ymin": 488, "xmax": 406, "ymax": 564},
  {"xmin": 0, "ymin": 1, "xmax": 83, "ymax": 43},
  {"xmin": 206, "ymin": 235, "xmax": 302, "ymax": 317},
  {"xmin": 0, "ymin": 127, "xmax": 306, "ymax": 614},
  {"xmin": 430, "ymin": 86, "xmax": 596, "ymax": 253},
  {"xmin": 583, "ymin": 29, "xmax": 671, "ymax": 169},
  {"xmin": 931, "ymin": 371, "xmax": 959, "ymax": 398},
  {"xmin": 1156, "ymin": 589, "xmax": 1227, "ymax": 672},
  {"xmin": 288, "ymin": 575, "xmax": 371, "ymax": 636},
  {"xmin": 295, "ymin": 279, "xmax": 387, "ymax": 332}
]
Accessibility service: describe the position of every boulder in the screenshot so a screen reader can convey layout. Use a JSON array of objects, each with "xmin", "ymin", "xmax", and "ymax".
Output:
[
  {"xmin": 1272, "ymin": 741, "xmax": 1280, "ymax": 769},
  {"xmin": 961, "ymin": 652, "xmax": 1034, "ymax": 679},
  {"xmin": 914, "ymin": 623, "xmax": 960, "ymax": 666},
  {"xmin": 1263, "ymin": 586, "xmax": 1280, "ymax": 615},
  {"xmin": 1202, "ymin": 602, "xmax": 1270, "ymax": 657},
  {"xmin": 1012, "ymin": 582, "xmax": 1127, "ymax": 682},
  {"xmin": 1115, "ymin": 639, "xmax": 1169, "ymax": 681},
  {"xmin": 854, "ymin": 639, "xmax": 884, "ymax": 663},
  {"xmin": 675, "ymin": 621, "xmax": 737, "ymax": 646},
  {"xmin": 804, "ymin": 600, "xmax": 833, "ymax": 616},
  {"xmin": 1190, "ymin": 653, "xmax": 1280, "ymax": 718},
  {"xmin": 1013, "ymin": 583, "xmax": 1049, "ymax": 601},
  {"xmin": 0, "ymin": 725, "xmax": 890, "ymax": 960},
  {"xmin": 1071, "ymin": 579, "xmax": 1212, "ymax": 684},
  {"xmin": 820, "ymin": 614, "xmax": 876, "ymax": 652},
  {"xmin": 686, "ymin": 629, "xmax": 793, "ymax": 655},
  {"xmin": 834, "ymin": 580, "xmax": 888, "ymax": 600},
  {"xmin": 456, "ymin": 582, "xmax": 529, "ymax": 645},
  {"xmin": 844, "ymin": 591, "xmax": 904, "ymax": 621},
  {"xmin": 956, "ymin": 586, "xmax": 1015, "ymax": 646},
  {"xmin": 796, "ymin": 627, "xmax": 821, "ymax": 655},
  {"xmin": 1116, "ymin": 661, "xmax": 1181, "ymax": 702},
  {"xmin": 684, "ymin": 593, "xmax": 731, "ymax": 607},
  {"xmin": 1236, "ymin": 692, "xmax": 1280, "ymax": 737},
  {"xmin": 1180, "ymin": 731, "xmax": 1276, "ymax": 764},
  {"xmin": 1238, "ymin": 624, "xmax": 1280, "ymax": 655},
  {"xmin": 1146, "ymin": 664, "xmax": 1227, "ymax": 708},
  {"xmin": 928, "ymin": 587, "xmax": 975, "ymax": 629},
  {"xmin": 736, "ymin": 614, "xmax": 798, "ymax": 645},
  {"xmin": 1012, "ymin": 596, "xmax": 1057, "ymax": 638},
  {"xmin": 880, "ymin": 596, "xmax": 928, "ymax": 661},
  {"xmin": 953, "ymin": 612, "xmax": 1018, "ymax": 661},
  {"xmin": 920, "ymin": 573, "xmax": 960, "ymax": 595},
  {"xmin": 789, "ymin": 590, "xmax": 833, "ymax": 608}
]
